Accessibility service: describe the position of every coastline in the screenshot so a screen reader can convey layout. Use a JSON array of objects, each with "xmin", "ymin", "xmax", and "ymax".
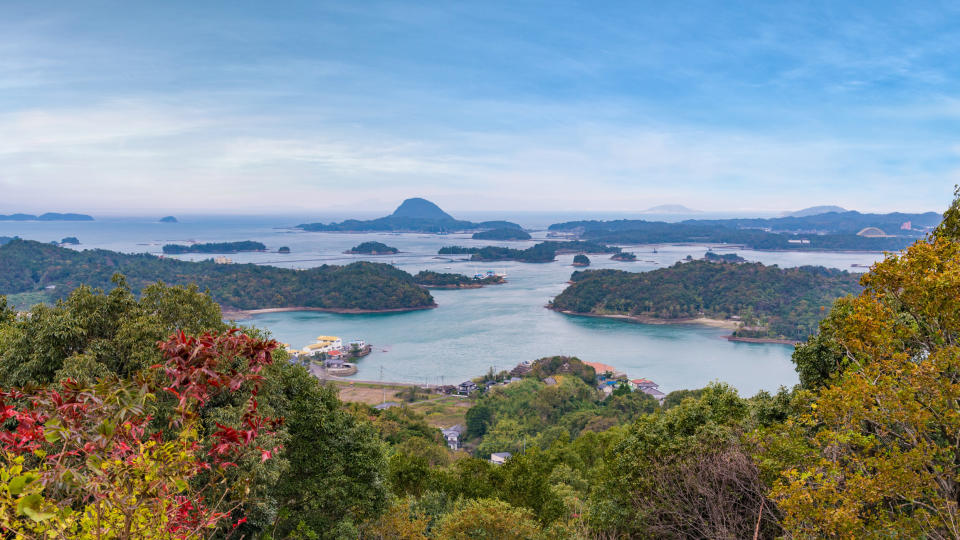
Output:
[
  {"xmin": 726, "ymin": 336, "xmax": 799, "ymax": 345},
  {"xmin": 223, "ymin": 304, "xmax": 437, "ymax": 320},
  {"xmin": 550, "ymin": 308, "xmax": 740, "ymax": 330}
]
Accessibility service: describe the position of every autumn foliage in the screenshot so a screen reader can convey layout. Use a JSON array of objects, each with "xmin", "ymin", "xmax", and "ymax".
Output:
[{"xmin": 0, "ymin": 329, "xmax": 280, "ymax": 539}]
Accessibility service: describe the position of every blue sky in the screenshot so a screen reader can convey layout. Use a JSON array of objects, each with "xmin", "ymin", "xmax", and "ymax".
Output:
[{"xmin": 1, "ymin": 1, "xmax": 958, "ymax": 214}]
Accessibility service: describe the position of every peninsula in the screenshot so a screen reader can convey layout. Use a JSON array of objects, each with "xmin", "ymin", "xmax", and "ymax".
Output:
[
  {"xmin": 548, "ymin": 209, "xmax": 941, "ymax": 251},
  {"xmin": 296, "ymin": 197, "xmax": 522, "ymax": 233},
  {"xmin": 549, "ymin": 259, "xmax": 862, "ymax": 342},
  {"xmin": 0, "ymin": 239, "xmax": 435, "ymax": 312}
]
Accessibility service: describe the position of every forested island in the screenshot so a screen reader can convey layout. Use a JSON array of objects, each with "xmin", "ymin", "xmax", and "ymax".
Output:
[
  {"xmin": 548, "ymin": 209, "xmax": 941, "ymax": 251},
  {"xmin": 472, "ymin": 227, "xmax": 532, "ymax": 240},
  {"xmin": 611, "ymin": 252, "xmax": 637, "ymax": 261},
  {"xmin": 550, "ymin": 259, "xmax": 862, "ymax": 341},
  {"xmin": 440, "ymin": 241, "xmax": 621, "ymax": 263},
  {"xmin": 162, "ymin": 240, "xmax": 267, "ymax": 254},
  {"xmin": 0, "ymin": 212, "xmax": 94, "ymax": 221},
  {"xmin": 346, "ymin": 241, "xmax": 399, "ymax": 254},
  {"xmin": 572, "ymin": 254, "xmax": 590, "ymax": 266},
  {"xmin": 412, "ymin": 270, "xmax": 505, "ymax": 288},
  {"xmin": 297, "ymin": 197, "xmax": 522, "ymax": 233},
  {"xmin": 0, "ymin": 239, "xmax": 435, "ymax": 312},
  {"xmin": 703, "ymin": 251, "xmax": 746, "ymax": 263}
]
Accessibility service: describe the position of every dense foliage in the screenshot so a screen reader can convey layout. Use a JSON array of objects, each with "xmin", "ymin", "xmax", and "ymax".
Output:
[
  {"xmin": 162, "ymin": 241, "xmax": 266, "ymax": 254},
  {"xmin": 0, "ymin": 240, "xmax": 435, "ymax": 311},
  {"xmin": 0, "ymin": 282, "xmax": 389, "ymax": 538},
  {"xmin": 347, "ymin": 241, "xmax": 399, "ymax": 254},
  {"xmin": 471, "ymin": 228, "xmax": 532, "ymax": 240},
  {"xmin": 552, "ymin": 260, "xmax": 862, "ymax": 340}
]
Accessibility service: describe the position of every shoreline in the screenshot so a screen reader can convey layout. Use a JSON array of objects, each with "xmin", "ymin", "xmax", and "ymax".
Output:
[
  {"xmin": 726, "ymin": 336, "xmax": 799, "ymax": 345},
  {"xmin": 223, "ymin": 304, "xmax": 437, "ymax": 320},
  {"xmin": 550, "ymin": 308, "xmax": 741, "ymax": 330}
]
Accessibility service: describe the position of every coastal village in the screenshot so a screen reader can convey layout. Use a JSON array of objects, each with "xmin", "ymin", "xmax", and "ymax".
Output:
[{"xmin": 288, "ymin": 337, "xmax": 664, "ymax": 464}]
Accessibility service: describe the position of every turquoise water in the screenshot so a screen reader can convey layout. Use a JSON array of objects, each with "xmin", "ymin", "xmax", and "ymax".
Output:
[{"xmin": 0, "ymin": 215, "xmax": 886, "ymax": 396}]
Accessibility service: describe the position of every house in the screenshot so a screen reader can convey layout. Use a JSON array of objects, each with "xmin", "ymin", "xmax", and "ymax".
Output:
[
  {"xmin": 641, "ymin": 386, "xmax": 667, "ymax": 404},
  {"xmin": 302, "ymin": 335, "xmax": 343, "ymax": 356},
  {"xmin": 490, "ymin": 452, "xmax": 512, "ymax": 465},
  {"xmin": 374, "ymin": 401, "xmax": 400, "ymax": 411},
  {"xmin": 457, "ymin": 381, "xmax": 478, "ymax": 395},
  {"xmin": 543, "ymin": 377, "xmax": 557, "ymax": 386},
  {"xmin": 324, "ymin": 355, "xmax": 346, "ymax": 369},
  {"xmin": 629, "ymin": 378, "xmax": 657, "ymax": 391},
  {"xmin": 508, "ymin": 377, "xmax": 522, "ymax": 384},
  {"xmin": 441, "ymin": 425, "xmax": 464, "ymax": 450}
]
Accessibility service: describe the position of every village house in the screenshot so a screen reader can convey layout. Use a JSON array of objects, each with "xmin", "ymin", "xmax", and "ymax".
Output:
[
  {"xmin": 441, "ymin": 425, "xmax": 464, "ymax": 450},
  {"xmin": 490, "ymin": 452, "xmax": 512, "ymax": 465},
  {"xmin": 457, "ymin": 381, "xmax": 478, "ymax": 395},
  {"xmin": 630, "ymin": 378, "xmax": 667, "ymax": 404}
]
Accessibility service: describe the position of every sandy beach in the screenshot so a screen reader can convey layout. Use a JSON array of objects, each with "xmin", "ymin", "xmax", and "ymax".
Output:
[{"xmin": 551, "ymin": 308, "xmax": 741, "ymax": 330}]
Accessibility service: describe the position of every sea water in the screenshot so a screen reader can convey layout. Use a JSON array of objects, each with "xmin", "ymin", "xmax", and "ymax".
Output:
[{"xmin": 0, "ymin": 214, "xmax": 885, "ymax": 396}]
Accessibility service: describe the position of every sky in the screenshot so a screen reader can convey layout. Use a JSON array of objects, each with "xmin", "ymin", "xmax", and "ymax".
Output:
[{"xmin": 1, "ymin": 1, "xmax": 959, "ymax": 215}]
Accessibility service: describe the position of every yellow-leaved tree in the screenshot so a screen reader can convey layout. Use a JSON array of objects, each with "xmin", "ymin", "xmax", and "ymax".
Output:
[{"xmin": 773, "ymin": 188, "xmax": 960, "ymax": 537}]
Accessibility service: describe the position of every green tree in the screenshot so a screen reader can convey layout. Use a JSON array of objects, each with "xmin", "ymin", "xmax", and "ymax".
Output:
[
  {"xmin": 434, "ymin": 498, "xmax": 544, "ymax": 539},
  {"xmin": 271, "ymin": 371, "xmax": 389, "ymax": 539}
]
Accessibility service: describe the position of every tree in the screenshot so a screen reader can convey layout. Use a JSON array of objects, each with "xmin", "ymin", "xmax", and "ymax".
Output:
[
  {"xmin": 270, "ymin": 372, "xmax": 388, "ymax": 539},
  {"xmin": 0, "ymin": 329, "xmax": 281, "ymax": 539},
  {"xmin": 773, "ymin": 191, "xmax": 960, "ymax": 537},
  {"xmin": 434, "ymin": 498, "xmax": 543, "ymax": 539}
]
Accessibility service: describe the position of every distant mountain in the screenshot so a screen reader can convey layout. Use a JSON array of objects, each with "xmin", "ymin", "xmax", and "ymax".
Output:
[
  {"xmin": 297, "ymin": 198, "xmax": 521, "ymax": 233},
  {"xmin": 390, "ymin": 198, "xmax": 454, "ymax": 221},
  {"xmin": 784, "ymin": 206, "xmax": 848, "ymax": 217},
  {"xmin": 643, "ymin": 204, "xmax": 701, "ymax": 214},
  {"xmin": 159, "ymin": 216, "xmax": 178, "ymax": 223},
  {"xmin": 0, "ymin": 213, "xmax": 94, "ymax": 221}
]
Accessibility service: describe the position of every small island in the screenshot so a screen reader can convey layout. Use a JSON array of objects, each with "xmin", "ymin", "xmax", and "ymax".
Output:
[
  {"xmin": 413, "ymin": 270, "xmax": 505, "ymax": 289},
  {"xmin": 278, "ymin": 246, "xmax": 291, "ymax": 253},
  {"xmin": 703, "ymin": 251, "xmax": 746, "ymax": 263},
  {"xmin": 0, "ymin": 213, "xmax": 94, "ymax": 221},
  {"xmin": 60, "ymin": 237, "xmax": 80, "ymax": 245},
  {"xmin": 346, "ymin": 241, "xmax": 399, "ymax": 255},
  {"xmin": 159, "ymin": 216, "xmax": 178, "ymax": 223},
  {"xmin": 472, "ymin": 228, "xmax": 532, "ymax": 241},
  {"xmin": 572, "ymin": 254, "xmax": 590, "ymax": 267},
  {"xmin": 611, "ymin": 252, "xmax": 637, "ymax": 261},
  {"xmin": 162, "ymin": 241, "xmax": 267, "ymax": 254}
]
